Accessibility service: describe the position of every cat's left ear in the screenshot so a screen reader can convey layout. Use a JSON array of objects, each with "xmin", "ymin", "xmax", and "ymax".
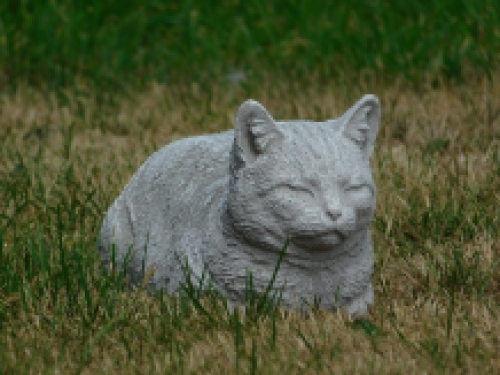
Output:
[{"xmin": 339, "ymin": 94, "xmax": 381, "ymax": 159}]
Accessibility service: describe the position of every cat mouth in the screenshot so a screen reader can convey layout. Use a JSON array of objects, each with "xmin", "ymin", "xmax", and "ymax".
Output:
[{"xmin": 292, "ymin": 230, "xmax": 346, "ymax": 250}]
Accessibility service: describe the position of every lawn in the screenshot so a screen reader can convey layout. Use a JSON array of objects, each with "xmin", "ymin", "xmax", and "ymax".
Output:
[{"xmin": 0, "ymin": 1, "xmax": 499, "ymax": 373}]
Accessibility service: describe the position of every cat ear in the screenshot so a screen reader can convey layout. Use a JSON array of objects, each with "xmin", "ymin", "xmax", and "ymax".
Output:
[
  {"xmin": 340, "ymin": 94, "xmax": 381, "ymax": 158},
  {"xmin": 234, "ymin": 100, "xmax": 283, "ymax": 163}
]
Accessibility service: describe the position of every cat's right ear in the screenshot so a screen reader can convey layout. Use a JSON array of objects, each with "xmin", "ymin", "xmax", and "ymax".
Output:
[{"xmin": 234, "ymin": 100, "xmax": 283, "ymax": 164}]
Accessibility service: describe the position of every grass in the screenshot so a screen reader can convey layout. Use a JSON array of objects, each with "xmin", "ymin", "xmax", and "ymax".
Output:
[
  {"xmin": 0, "ymin": 69, "xmax": 499, "ymax": 373},
  {"xmin": 1, "ymin": 0, "xmax": 500, "ymax": 89},
  {"xmin": 2, "ymin": 3, "xmax": 498, "ymax": 372}
]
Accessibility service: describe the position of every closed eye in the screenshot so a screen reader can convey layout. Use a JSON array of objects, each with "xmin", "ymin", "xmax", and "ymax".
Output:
[
  {"xmin": 275, "ymin": 183, "xmax": 314, "ymax": 197},
  {"xmin": 346, "ymin": 184, "xmax": 373, "ymax": 196}
]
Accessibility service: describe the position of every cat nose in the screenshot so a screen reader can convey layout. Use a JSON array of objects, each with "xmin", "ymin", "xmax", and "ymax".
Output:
[
  {"xmin": 325, "ymin": 191, "xmax": 342, "ymax": 220},
  {"xmin": 326, "ymin": 205, "xmax": 342, "ymax": 220}
]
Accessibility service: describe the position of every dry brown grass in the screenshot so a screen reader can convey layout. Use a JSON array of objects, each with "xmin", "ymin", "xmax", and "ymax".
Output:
[{"xmin": 0, "ymin": 72, "xmax": 499, "ymax": 374}]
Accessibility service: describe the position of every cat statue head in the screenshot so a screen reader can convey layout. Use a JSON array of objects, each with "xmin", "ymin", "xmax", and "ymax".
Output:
[{"xmin": 226, "ymin": 95, "xmax": 380, "ymax": 257}]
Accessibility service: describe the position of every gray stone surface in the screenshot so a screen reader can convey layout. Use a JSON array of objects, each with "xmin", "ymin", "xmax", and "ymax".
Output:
[{"xmin": 99, "ymin": 95, "xmax": 381, "ymax": 316}]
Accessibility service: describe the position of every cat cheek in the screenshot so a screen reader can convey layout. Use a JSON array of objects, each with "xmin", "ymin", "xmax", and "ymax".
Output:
[
  {"xmin": 356, "ymin": 206, "xmax": 375, "ymax": 223},
  {"xmin": 266, "ymin": 199, "xmax": 296, "ymax": 221},
  {"xmin": 349, "ymin": 192, "xmax": 373, "ymax": 210}
]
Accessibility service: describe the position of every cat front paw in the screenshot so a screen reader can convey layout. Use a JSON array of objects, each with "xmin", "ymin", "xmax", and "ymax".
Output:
[{"xmin": 344, "ymin": 283, "xmax": 374, "ymax": 317}]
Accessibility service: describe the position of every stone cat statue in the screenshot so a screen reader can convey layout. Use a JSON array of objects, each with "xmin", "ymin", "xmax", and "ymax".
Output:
[{"xmin": 99, "ymin": 95, "xmax": 381, "ymax": 316}]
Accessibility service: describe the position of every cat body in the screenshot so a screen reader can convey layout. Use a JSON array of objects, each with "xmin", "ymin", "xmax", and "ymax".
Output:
[{"xmin": 99, "ymin": 95, "xmax": 381, "ymax": 316}]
